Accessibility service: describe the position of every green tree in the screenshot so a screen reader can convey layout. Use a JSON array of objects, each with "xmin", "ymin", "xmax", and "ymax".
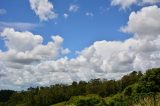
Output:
[{"xmin": 139, "ymin": 68, "xmax": 160, "ymax": 106}]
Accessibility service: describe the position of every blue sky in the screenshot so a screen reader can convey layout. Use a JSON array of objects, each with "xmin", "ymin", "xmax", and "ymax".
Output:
[
  {"xmin": 0, "ymin": 0, "xmax": 134, "ymax": 56},
  {"xmin": 0, "ymin": 0, "xmax": 160, "ymax": 90}
]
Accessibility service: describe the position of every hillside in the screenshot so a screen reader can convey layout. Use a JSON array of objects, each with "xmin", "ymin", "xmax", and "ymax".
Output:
[
  {"xmin": 0, "ymin": 68, "xmax": 160, "ymax": 106},
  {"xmin": 51, "ymin": 93, "xmax": 160, "ymax": 106}
]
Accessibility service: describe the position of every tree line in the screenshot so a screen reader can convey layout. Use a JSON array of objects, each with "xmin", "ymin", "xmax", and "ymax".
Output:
[{"xmin": 0, "ymin": 68, "xmax": 160, "ymax": 106}]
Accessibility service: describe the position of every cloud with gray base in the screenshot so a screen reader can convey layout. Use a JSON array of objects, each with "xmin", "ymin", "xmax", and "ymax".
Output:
[{"xmin": 1, "ymin": 5, "xmax": 160, "ymax": 90}]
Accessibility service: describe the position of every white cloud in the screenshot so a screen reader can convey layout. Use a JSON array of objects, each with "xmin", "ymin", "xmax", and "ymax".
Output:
[
  {"xmin": 1, "ymin": 6, "xmax": 160, "ymax": 90},
  {"xmin": 0, "ymin": 28, "xmax": 69, "ymax": 64},
  {"xmin": 63, "ymin": 13, "xmax": 69, "ymax": 19},
  {"xmin": 1, "ymin": 28, "xmax": 43, "ymax": 51},
  {"xmin": 78, "ymin": 37, "xmax": 160, "ymax": 73},
  {"xmin": 85, "ymin": 12, "xmax": 94, "ymax": 17},
  {"xmin": 121, "ymin": 5, "xmax": 160, "ymax": 39},
  {"xmin": 142, "ymin": 0, "xmax": 160, "ymax": 4},
  {"xmin": 111, "ymin": 0, "xmax": 160, "ymax": 9},
  {"xmin": 69, "ymin": 4, "xmax": 79, "ymax": 12},
  {"xmin": 0, "ymin": 9, "xmax": 6, "ymax": 15},
  {"xmin": 0, "ymin": 21, "xmax": 39, "ymax": 31},
  {"xmin": 111, "ymin": 0, "xmax": 137, "ymax": 9},
  {"xmin": 29, "ymin": 0, "xmax": 58, "ymax": 21}
]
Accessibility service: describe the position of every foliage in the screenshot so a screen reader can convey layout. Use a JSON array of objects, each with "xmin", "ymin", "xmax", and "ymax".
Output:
[
  {"xmin": 50, "ymin": 102, "xmax": 66, "ymax": 106},
  {"xmin": 0, "ymin": 90, "xmax": 15, "ymax": 102},
  {"xmin": 66, "ymin": 94, "xmax": 105, "ymax": 106},
  {"xmin": 0, "ymin": 68, "xmax": 160, "ymax": 106}
]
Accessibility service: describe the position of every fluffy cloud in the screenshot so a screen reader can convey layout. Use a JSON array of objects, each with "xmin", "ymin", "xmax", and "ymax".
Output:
[
  {"xmin": 111, "ymin": 0, "xmax": 160, "ymax": 9},
  {"xmin": 0, "ymin": 28, "xmax": 69, "ymax": 64},
  {"xmin": 29, "ymin": 0, "xmax": 58, "ymax": 21},
  {"xmin": 0, "ymin": 28, "xmax": 129, "ymax": 90},
  {"xmin": 121, "ymin": 5, "xmax": 160, "ymax": 39},
  {"xmin": 1, "ymin": 6, "xmax": 160, "ymax": 90},
  {"xmin": 69, "ymin": 4, "xmax": 79, "ymax": 12},
  {"xmin": 78, "ymin": 37, "xmax": 160, "ymax": 73},
  {"xmin": 1, "ymin": 28, "xmax": 43, "ymax": 51}
]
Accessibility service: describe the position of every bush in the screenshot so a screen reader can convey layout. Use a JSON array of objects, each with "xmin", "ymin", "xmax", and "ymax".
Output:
[{"xmin": 66, "ymin": 94, "xmax": 105, "ymax": 106}]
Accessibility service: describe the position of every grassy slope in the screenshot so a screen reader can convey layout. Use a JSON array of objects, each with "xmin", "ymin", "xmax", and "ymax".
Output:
[
  {"xmin": 51, "ymin": 93, "xmax": 160, "ymax": 106},
  {"xmin": 133, "ymin": 93, "xmax": 160, "ymax": 106}
]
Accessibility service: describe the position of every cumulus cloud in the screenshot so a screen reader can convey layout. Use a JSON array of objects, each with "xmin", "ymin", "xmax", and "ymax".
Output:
[
  {"xmin": 121, "ymin": 5, "xmax": 160, "ymax": 39},
  {"xmin": 69, "ymin": 4, "xmax": 79, "ymax": 12},
  {"xmin": 78, "ymin": 37, "xmax": 160, "ymax": 73},
  {"xmin": 1, "ymin": 6, "xmax": 160, "ymax": 90},
  {"xmin": 29, "ymin": 0, "xmax": 58, "ymax": 21},
  {"xmin": 1, "ymin": 28, "xmax": 43, "ymax": 51},
  {"xmin": 0, "ymin": 28, "xmax": 69, "ymax": 64},
  {"xmin": 111, "ymin": 0, "xmax": 160, "ymax": 9},
  {"xmin": 0, "ymin": 28, "xmax": 128, "ymax": 90}
]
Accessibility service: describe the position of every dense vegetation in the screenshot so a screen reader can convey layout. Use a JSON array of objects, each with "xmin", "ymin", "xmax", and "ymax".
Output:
[{"xmin": 0, "ymin": 68, "xmax": 160, "ymax": 106}]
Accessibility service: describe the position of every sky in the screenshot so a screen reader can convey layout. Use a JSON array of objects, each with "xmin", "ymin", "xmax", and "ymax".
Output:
[{"xmin": 0, "ymin": 0, "xmax": 160, "ymax": 90}]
